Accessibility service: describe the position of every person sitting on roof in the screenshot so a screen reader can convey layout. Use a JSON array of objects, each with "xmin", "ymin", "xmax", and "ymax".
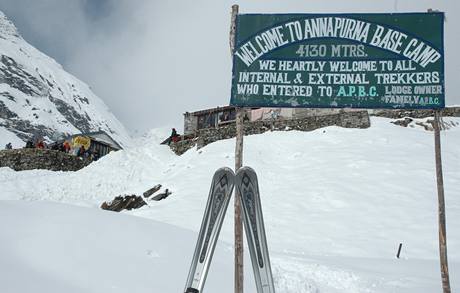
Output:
[
  {"xmin": 172, "ymin": 128, "xmax": 181, "ymax": 143},
  {"xmin": 168, "ymin": 128, "xmax": 180, "ymax": 145},
  {"xmin": 160, "ymin": 128, "xmax": 181, "ymax": 145}
]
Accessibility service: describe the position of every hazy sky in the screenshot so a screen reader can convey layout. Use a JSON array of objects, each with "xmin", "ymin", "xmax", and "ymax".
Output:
[{"xmin": 0, "ymin": 0, "xmax": 458, "ymax": 134}]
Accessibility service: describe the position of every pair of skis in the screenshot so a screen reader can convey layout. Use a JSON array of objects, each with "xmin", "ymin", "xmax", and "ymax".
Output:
[{"xmin": 184, "ymin": 167, "xmax": 275, "ymax": 293}]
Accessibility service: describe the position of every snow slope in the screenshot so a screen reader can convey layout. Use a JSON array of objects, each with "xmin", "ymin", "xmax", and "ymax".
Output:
[
  {"xmin": 0, "ymin": 200, "xmax": 242, "ymax": 293},
  {"xmin": 2, "ymin": 200, "xmax": 456, "ymax": 293},
  {"xmin": 0, "ymin": 11, "xmax": 131, "ymax": 147},
  {"xmin": 0, "ymin": 126, "xmax": 23, "ymax": 148},
  {"xmin": 1, "ymin": 117, "xmax": 460, "ymax": 292}
]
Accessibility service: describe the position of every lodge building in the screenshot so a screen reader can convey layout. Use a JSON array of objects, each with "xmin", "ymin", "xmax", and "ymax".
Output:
[
  {"xmin": 64, "ymin": 131, "xmax": 122, "ymax": 157},
  {"xmin": 183, "ymin": 106, "xmax": 348, "ymax": 135}
]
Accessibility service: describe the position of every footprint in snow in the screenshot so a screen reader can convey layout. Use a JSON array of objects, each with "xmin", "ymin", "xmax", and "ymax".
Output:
[{"xmin": 146, "ymin": 249, "xmax": 160, "ymax": 258}]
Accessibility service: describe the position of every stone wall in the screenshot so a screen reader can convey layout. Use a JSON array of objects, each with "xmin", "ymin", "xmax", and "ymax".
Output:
[
  {"xmin": 183, "ymin": 113, "xmax": 198, "ymax": 135},
  {"xmin": 371, "ymin": 107, "xmax": 460, "ymax": 119},
  {"xmin": 0, "ymin": 149, "xmax": 91, "ymax": 171},
  {"xmin": 171, "ymin": 110, "xmax": 370, "ymax": 155}
]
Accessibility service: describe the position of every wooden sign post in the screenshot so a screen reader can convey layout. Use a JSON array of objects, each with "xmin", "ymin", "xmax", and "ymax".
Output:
[
  {"xmin": 230, "ymin": 5, "xmax": 244, "ymax": 293},
  {"xmin": 433, "ymin": 110, "xmax": 451, "ymax": 293}
]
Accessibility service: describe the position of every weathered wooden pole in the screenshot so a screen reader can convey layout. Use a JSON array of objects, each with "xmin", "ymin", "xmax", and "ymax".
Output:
[
  {"xmin": 234, "ymin": 108, "xmax": 244, "ymax": 293},
  {"xmin": 433, "ymin": 110, "xmax": 451, "ymax": 293},
  {"xmin": 230, "ymin": 5, "xmax": 244, "ymax": 293}
]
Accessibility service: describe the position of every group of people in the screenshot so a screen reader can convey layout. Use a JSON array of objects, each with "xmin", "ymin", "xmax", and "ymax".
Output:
[
  {"xmin": 51, "ymin": 141, "xmax": 99, "ymax": 161},
  {"xmin": 4, "ymin": 139, "xmax": 100, "ymax": 161},
  {"xmin": 22, "ymin": 139, "xmax": 47, "ymax": 149}
]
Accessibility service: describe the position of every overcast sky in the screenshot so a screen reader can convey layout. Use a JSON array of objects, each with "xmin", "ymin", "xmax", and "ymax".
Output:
[{"xmin": 0, "ymin": 0, "xmax": 458, "ymax": 134}]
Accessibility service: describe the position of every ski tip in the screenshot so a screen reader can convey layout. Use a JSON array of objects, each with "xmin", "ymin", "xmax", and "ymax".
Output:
[
  {"xmin": 212, "ymin": 167, "xmax": 236, "ymax": 187},
  {"xmin": 236, "ymin": 166, "xmax": 257, "ymax": 177},
  {"xmin": 185, "ymin": 288, "xmax": 199, "ymax": 293},
  {"xmin": 215, "ymin": 166, "xmax": 235, "ymax": 176}
]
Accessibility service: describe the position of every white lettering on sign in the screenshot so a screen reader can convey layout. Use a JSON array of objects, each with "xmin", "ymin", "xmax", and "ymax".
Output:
[{"xmin": 235, "ymin": 17, "xmax": 441, "ymax": 68}]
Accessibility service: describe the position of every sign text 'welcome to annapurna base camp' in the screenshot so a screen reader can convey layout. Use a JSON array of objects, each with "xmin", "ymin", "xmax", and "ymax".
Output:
[{"xmin": 230, "ymin": 13, "xmax": 444, "ymax": 109}]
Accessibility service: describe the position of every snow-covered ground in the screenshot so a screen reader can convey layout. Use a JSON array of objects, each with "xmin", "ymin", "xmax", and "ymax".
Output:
[
  {"xmin": 0, "ymin": 127, "xmax": 24, "ymax": 148},
  {"xmin": 1, "ymin": 117, "xmax": 460, "ymax": 292},
  {"xmin": 0, "ymin": 200, "xmax": 240, "ymax": 293}
]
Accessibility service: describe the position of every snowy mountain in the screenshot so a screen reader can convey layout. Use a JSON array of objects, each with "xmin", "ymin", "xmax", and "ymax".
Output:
[
  {"xmin": 1, "ymin": 117, "xmax": 460, "ymax": 292},
  {"xmin": 0, "ymin": 11, "xmax": 131, "ymax": 147}
]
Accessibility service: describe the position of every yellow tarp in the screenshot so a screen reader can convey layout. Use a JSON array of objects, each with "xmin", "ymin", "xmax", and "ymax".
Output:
[{"xmin": 72, "ymin": 136, "xmax": 91, "ymax": 150}]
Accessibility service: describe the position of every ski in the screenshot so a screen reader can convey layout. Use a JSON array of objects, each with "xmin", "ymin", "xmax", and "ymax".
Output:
[
  {"xmin": 235, "ymin": 166, "xmax": 275, "ymax": 293},
  {"xmin": 184, "ymin": 167, "xmax": 235, "ymax": 293}
]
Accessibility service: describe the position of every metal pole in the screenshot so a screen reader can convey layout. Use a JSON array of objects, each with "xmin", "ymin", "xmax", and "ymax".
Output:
[
  {"xmin": 230, "ymin": 5, "xmax": 244, "ymax": 293},
  {"xmin": 433, "ymin": 110, "xmax": 451, "ymax": 293},
  {"xmin": 396, "ymin": 243, "xmax": 402, "ymax": 259}
]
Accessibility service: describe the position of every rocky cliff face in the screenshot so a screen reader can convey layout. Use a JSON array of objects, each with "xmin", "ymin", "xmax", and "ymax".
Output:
[{"xmin": 0, "ymin": 11, "xmax": 131, "ymax": 147}]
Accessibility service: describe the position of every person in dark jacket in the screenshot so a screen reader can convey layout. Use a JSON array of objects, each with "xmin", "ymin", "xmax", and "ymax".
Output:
[
  {"xmin": 76, "ymin": 145, "xmax": 85, "ymax": 157},
  {"xmin": 5, "ymin": 142, "xmax": 12, "ymax": 150},
  {"xmin": 168, "ymin": 128, "xmax": 180, "ymax": 145},
  {"xmin": 25, "ymin": 140, "xmax": 34, "ymax": 148},
  {"xmin": 92, "ymin": 152, "xmax": 100, "ymax": 161}
]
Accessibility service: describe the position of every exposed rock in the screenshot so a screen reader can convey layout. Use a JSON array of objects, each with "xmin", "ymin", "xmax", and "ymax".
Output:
[
  {"xmin": 0, "ymin": 55, "xmax": 46, "ymax": 97},
  {"xmin": 425, "ymin": 118, "xmax": 457, "ymax": 131},
  {"xmin": 101, "ymin": 185, "xmax": 172, "ymax": 212},
  {"xmin": 0, "ymin": 100, "xmax": 18, "ymax": 118},
  {"xmin": 391, "ymin": 118, "xmax": 413, "ymax": 127},
  {"xmin": 372, "ymin": 107, "xmax": 460, "ymax": 119},
  {"xmin": 390, "ymin": 117, "xmax": 459, "ymax": 131},
  {"xmin": 416, "ymin": 121, "xmax": 434, "ymax": 131},
  {"xmin": 143, "ymin": 184, "xmax": 162, "ymax": 198},
  {"xmin": 151, "ymin": 189, "xmax": 172, "ymax": 201},
  {"xmin": 101, "ymin": 195, "xmax": 147, "ymax": 212},
  {"xmin": 48, "ymin": 95, "xmax": 93, "ymax": 133},
  {"xmin": 0, "ymin": 148, "xmax": 91, "ymax": 171}
]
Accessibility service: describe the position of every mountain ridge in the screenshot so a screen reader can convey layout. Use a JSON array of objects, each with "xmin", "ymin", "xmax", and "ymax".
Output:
[{"xmin": 0, "ymin": 10, "xmax": 131, "ymax": 147}]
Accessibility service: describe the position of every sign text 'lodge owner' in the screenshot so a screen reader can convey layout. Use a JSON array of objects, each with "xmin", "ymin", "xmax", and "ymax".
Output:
[{"xmin": 230, "ymin": 12, "xmax": 444, "ymax": 109}]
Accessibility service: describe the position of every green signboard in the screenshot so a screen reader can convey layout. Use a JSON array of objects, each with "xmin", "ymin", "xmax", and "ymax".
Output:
[{"xmin": 230, "ymin": 12, "xmax": 445, "ymax": 109}]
